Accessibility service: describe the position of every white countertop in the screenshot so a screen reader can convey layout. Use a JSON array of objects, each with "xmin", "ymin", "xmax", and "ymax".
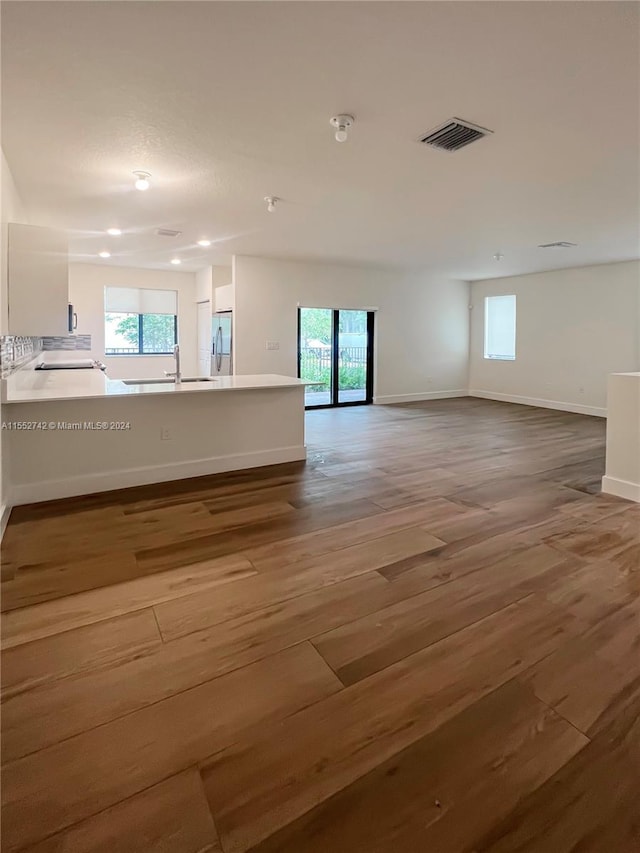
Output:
[{"xmin": 2, "ymin": 360, "xmax": 309, "ymax": 404}]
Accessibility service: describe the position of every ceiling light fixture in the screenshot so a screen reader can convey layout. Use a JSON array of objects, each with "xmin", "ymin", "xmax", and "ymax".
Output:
[
  {"xmin": 493, "ymin": 252, "xmax": 504, "ymax": 261},
  {"xmin": 330, "ymin": 114, "xmax": 354, "ymax": 143},
  {"xmin": 264, "ymin": 196, "xmax": 279, "ymax": 213},
  {"xmin": 106, "ymin": 228, "xmax": 122, "ymax": 236},
  {"xmin": 98, "ymin": 251, "xmax": 111, "ymax": 258},
  {"xmin": 170, "ymin": 258, "xmax": 181, "ymax": 265},
  {"xmin": 197, "ymin": 239, "xmax": 212, "ymax": 247},
  {"xmin": 133, "ymin": 170, "xmax": 151, "ymax": 191}
]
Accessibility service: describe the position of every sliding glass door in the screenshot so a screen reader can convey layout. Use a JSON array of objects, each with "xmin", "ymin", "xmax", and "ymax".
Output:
[
  {"xmin": 298, "ymin": 308, "xmax": 333, "ymax": 407},
  {"xmin": 298, "ymin": 308, "xmax": 374, "ymax": 408},
  {"xmin": 337, "ymin": 309, "xmax": 371, "ymax": 404}
]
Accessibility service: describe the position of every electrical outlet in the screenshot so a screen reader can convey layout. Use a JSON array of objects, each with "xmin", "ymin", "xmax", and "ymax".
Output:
[
  {"xmin": 578, "ymin": 386, "xmax": 585, "ymax": 395},
  {"xmin": 266, "ymin": 341, "xmax": 280, "ymax": 351},
  {"xmin": 160, "ymin": 426, "xmax": 173, "ymax": 441}
]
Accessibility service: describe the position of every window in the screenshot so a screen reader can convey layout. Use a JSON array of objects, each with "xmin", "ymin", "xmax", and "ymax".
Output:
[
  {"xmin": 105, "ymin": 287, "xmax": 178, "ymax": 355},
  {"xmin": 484, "ymin": 294, "xmax": 516, "ymax": 360}
]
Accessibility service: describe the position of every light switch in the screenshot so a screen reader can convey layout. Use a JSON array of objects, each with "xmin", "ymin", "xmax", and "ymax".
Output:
[{"xmin": 266, "ymin": 341, "xmax": 280, "ymax": 351}]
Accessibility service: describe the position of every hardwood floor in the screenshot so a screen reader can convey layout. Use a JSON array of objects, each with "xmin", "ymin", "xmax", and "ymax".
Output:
[{"xmin": 1, "ymin": 398, "xmax": 638, "ymax": 852}]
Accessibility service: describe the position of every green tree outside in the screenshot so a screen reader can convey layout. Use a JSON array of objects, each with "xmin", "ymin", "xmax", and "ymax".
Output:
[
  {"xmin": 106, "ymin": 312, "xmax": 176, "ymax": 353},
  {"xmin": 300, "ymin": 307, "xmax": 332, "ymax": 344},
  {"xmin": 299, "ymin": 308, "xmax": 367, "ymax": 394}
]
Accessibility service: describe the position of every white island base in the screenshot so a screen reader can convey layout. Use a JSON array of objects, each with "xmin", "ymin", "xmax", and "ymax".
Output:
[{"xmin": 4, "ymin": 377, "xmax": 307, "ymax": 505}]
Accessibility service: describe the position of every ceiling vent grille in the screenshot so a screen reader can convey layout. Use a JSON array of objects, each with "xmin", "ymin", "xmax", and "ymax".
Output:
[
  {"xmin": 419, "ymin": 118, "xmax": 493, "ymax": 152},
  {"xmin": 538, "ymin": 241, "xmax": 577, "ymax": 249},
  {"xmin": 156, "ymin": 228, "xmax": 182, "ymax": 238}
]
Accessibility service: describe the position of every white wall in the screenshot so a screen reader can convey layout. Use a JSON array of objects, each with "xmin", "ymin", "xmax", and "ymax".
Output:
[
  {"xmin": 69, "ymin": 264, "xmax": 198, "ymax": 379},
  {"xmin": 469, "ymin": 261, "xmax": 640, "ymax": 416},
  {"xmin": 213, "ymin": 265, "xmax": 232, "ymax": 289},
  {"xmin": 233, "ymin": 256, "xmax": 470, "ymax": 402}
]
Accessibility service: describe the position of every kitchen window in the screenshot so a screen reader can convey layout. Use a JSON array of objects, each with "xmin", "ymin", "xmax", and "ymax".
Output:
[
  {"xmin": 104, "ymin": 287, "xmax": 178, "ymax": 355},
  {"xmin": 484, "ymin": 294, "xmax": 516, "ymax": 360}
]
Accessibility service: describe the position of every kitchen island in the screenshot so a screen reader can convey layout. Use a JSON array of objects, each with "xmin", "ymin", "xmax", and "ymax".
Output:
[{"xmin": 2, "ymin": 364, "xmax": 309, "ymax": 504}]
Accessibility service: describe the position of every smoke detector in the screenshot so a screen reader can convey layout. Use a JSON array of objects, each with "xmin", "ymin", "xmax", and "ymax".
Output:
[{"xmin": 419, "ymin": 118, "xmax": 493, "ymax": 152}]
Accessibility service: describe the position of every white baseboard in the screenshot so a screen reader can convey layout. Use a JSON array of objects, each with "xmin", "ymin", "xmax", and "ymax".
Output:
[
  {"xmin": 468, "ymin": 390, "xmax": 606, "ymax": 418},
  {"xmin": 11, "ymin": 445, "xmax": 307, "ymax": 506},
  {"xmin": 374, "ymin": 390, "xmax": 468, "ymax": 405},
  {"xmin": 601, "ymin": 475, "xmax": 640, "ymax": 503},
  {"xmin": 0, "ymin": 501, "xmax": 12, "ymax": 540}
]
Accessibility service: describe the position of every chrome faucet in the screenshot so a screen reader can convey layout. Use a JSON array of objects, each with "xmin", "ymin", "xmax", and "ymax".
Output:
[{"xmin": 164, "ymin": 344, "xmax": 181, "ymax": 383}]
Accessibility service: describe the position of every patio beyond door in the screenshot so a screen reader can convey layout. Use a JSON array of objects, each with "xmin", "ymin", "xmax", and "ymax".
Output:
[{"xmin": 298, "ymin": 308, "xmax": 374, "ymax": 408}]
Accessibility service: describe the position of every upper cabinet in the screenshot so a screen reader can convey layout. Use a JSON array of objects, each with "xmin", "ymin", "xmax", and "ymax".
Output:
[
  {"xmin": 8, "ymin": 223, "xmax": 69, "ymax": 335},
  {"xmin": 214, "ymin": 283, "xmax": 234, "ymax": 312}
]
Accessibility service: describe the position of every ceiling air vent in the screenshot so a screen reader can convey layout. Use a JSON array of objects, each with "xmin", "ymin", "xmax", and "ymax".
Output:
[
  {"xmin": 538, "ymin": 242, "xmax": 577, "ymax": 249},
  {"xmin": 156, "ymin": 228, "xmax": 182, "ymax": 238},
  {"xmin": 419, "ymin": 118, "xmax": 493, "ymax": 152}
]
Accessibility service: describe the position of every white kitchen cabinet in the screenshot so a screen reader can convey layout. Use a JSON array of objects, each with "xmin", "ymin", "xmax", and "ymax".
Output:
[
  {"xmin": 214, "ymin": 283, "xmax": 234, "ymax": 312},
  {"xmin": 8, "ymin": 222, "xmax": 69, "ymax": 335}
]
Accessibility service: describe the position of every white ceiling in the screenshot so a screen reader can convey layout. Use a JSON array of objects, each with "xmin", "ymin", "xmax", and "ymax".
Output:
[{"xmin": 2, "ymin": 1, "xmax": 639, "ymax": 279}]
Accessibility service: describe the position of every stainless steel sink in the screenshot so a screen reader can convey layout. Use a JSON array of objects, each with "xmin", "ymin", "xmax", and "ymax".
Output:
[
  {"xmin": 122, "ymin": 377, "xmax": 219, "ymax": 386},
  {"xmin": 122, "ymin": 378, "xmax": 175, "ymax": 385}
]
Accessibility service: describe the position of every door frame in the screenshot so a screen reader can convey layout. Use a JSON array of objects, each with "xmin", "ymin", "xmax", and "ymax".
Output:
[{"xmin": 297, "ymin": 308, "xmax": 375, "ymax": 409}]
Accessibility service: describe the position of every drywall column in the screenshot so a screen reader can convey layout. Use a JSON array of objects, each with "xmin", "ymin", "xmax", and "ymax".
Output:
[{"xmin": 602, "ymin": 372, "xmax": 640, "ymax": 502}]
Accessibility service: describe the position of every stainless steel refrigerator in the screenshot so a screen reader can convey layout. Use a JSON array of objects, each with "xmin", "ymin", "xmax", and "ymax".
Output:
[{"xmin": 212, "ymin": 310, "xmax": 233, "ymax": 375}]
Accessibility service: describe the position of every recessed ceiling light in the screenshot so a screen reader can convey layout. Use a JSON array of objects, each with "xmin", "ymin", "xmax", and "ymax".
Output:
[
  {"xmin": 133, "ymin": 170, "xmax": 151, "ymax": 191},
  {"xmin": 170, "ymin": 258, "xmax": 181, "ymax": 265},
  {"xmin": 98, "ymin": 251, "xmax": 111, "ymax": 258},
  {"xmin": 197, "ymin": 239, "xmax": 211, "ymax": 247},
  {"xmin": 106, "ymin": 228, "xmax": 122, "ymax": 236}
]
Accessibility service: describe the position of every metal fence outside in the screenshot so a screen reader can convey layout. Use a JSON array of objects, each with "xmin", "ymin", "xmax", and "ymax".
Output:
[
  {"xmin": 300, "ymin": 345, "xmax": 367, "ymax": 366},
  {"xmin": 300, "ymin": 346, "xmax": 368, "ymax": 393}
]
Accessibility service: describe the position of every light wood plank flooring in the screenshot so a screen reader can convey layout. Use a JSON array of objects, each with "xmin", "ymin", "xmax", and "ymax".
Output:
[{"xmin": 1, "ymin": 398, "xmax": 639, "ymax": 852}]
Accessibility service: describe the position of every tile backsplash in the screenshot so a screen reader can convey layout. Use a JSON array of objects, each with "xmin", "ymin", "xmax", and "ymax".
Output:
[
  {"xmin": 0, "ymin": 336, "xmax": 43, "ymax": 378},
  {"xmin": 0, "ymin": 335, "xmax": 92, "ymax": 377},
  {"xmin": 42, "ymin": 335, "xmax": 92, "ymax": 351}
]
